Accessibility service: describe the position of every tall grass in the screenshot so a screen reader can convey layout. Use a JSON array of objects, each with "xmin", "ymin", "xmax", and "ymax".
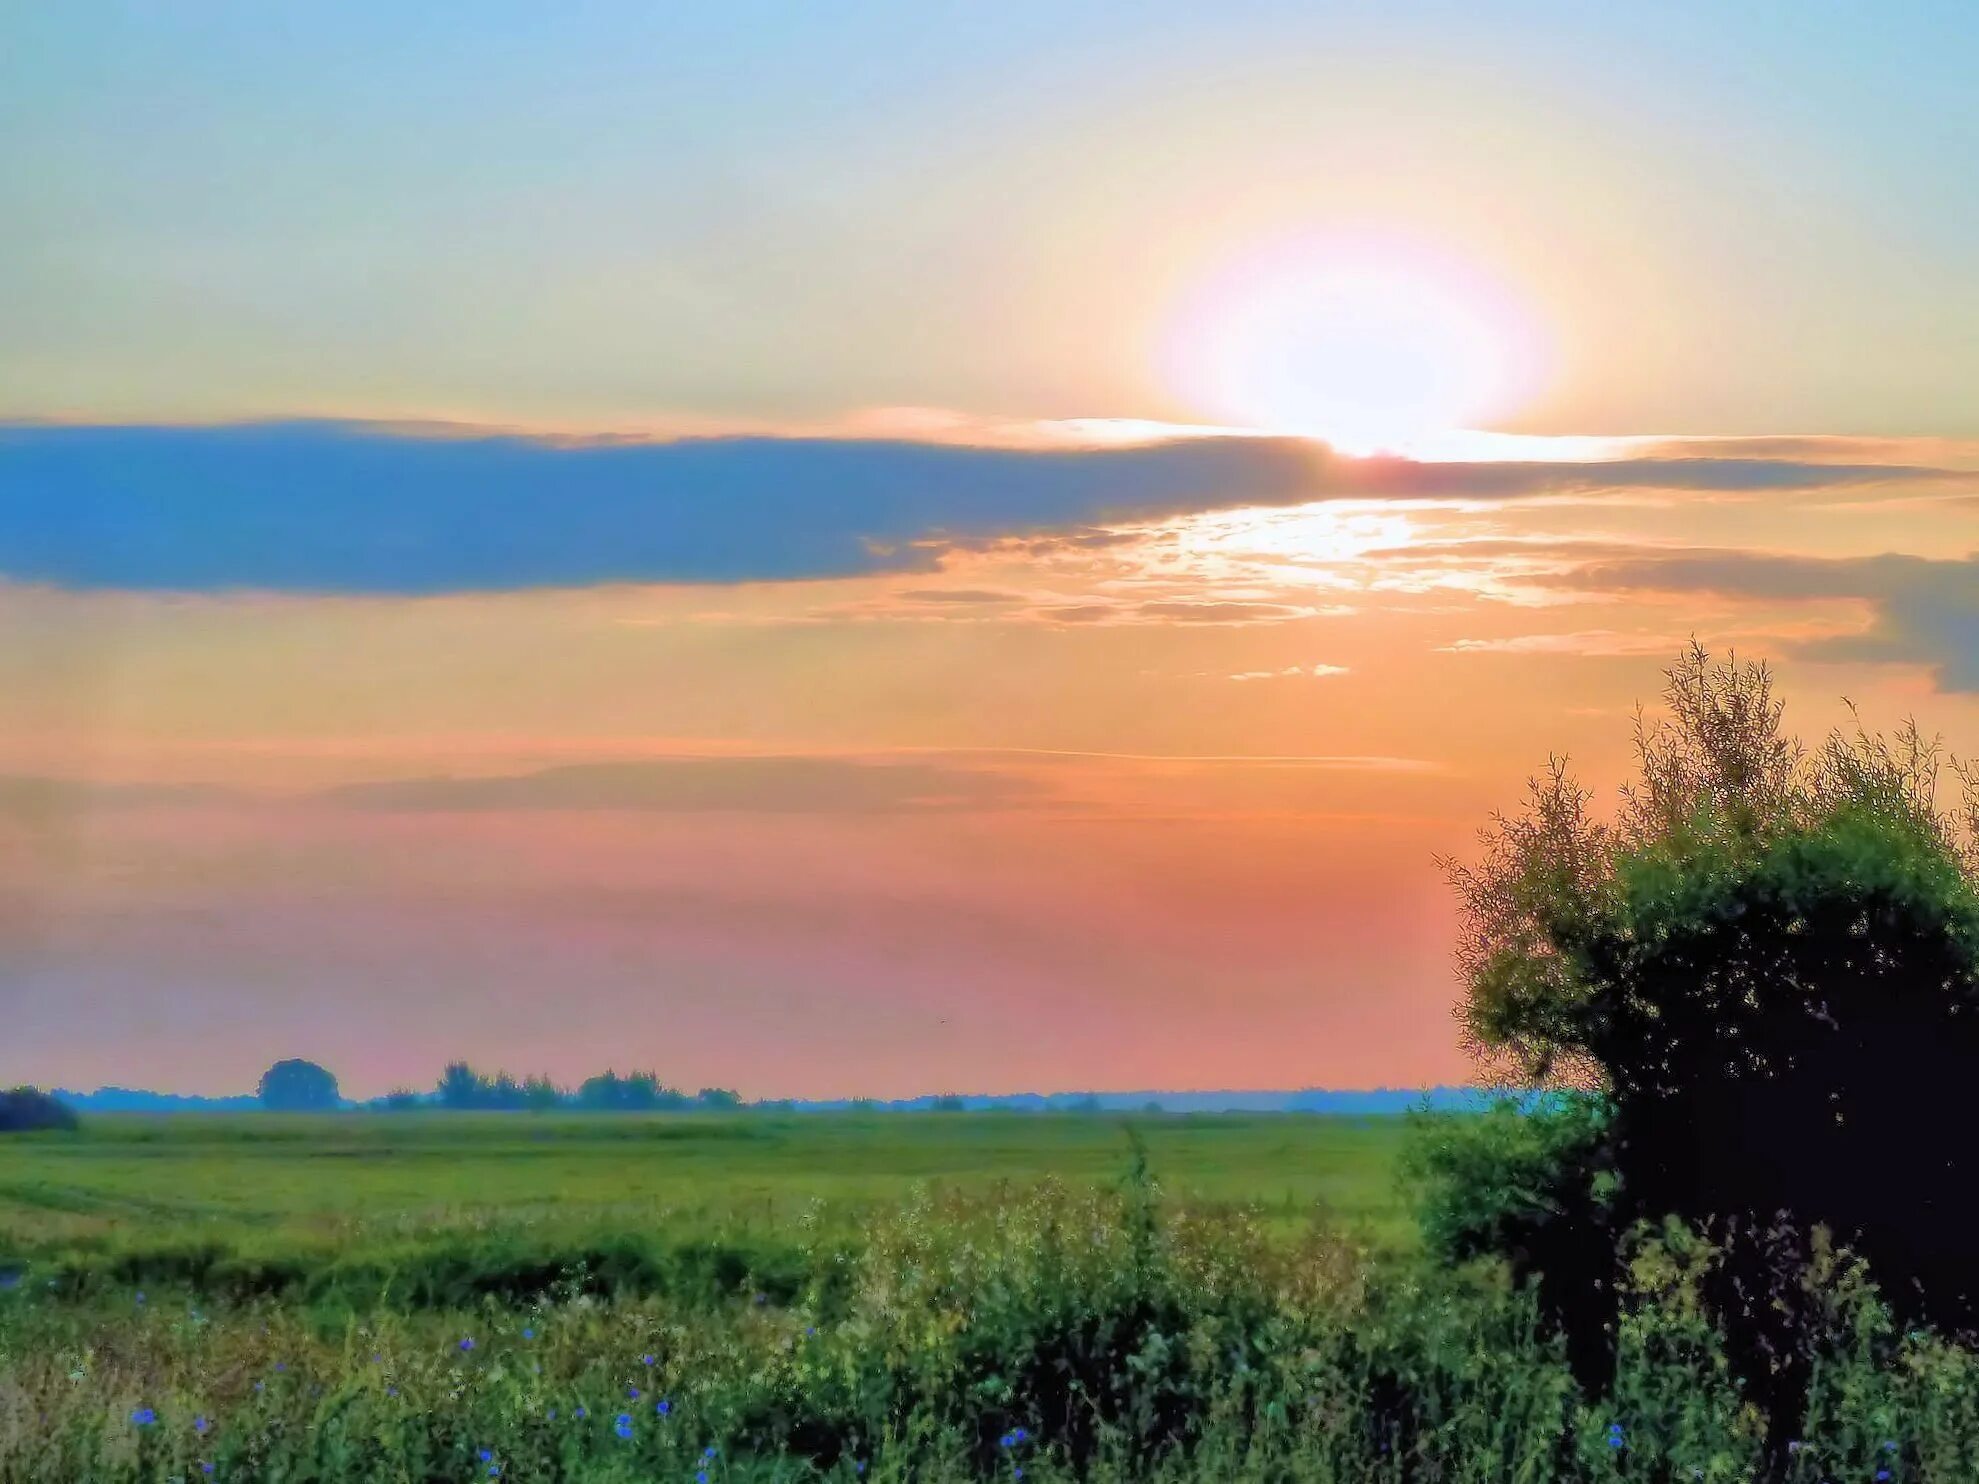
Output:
[{"xmin": 2, "ymin": 1174, "xmax": 1974, "ymax": 1481}]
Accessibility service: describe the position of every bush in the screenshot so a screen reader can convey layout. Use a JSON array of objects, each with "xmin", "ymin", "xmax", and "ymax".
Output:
[{"xmin": 1445, "ymin": 645, "xmax": 1979, "ymax": 1423}]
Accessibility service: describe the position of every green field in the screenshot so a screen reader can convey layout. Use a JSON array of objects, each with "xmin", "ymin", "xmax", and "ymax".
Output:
[
  {"xmin": 0, "ymin": 1112, "xmax": 1410, "ymax": 1264},
  {"xmin": 1, "ymin": 1111, "xmax": 1970, "ymax": 1482}
]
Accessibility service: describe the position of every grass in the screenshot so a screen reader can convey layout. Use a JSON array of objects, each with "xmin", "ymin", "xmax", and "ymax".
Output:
[
  {"xmin": 2, "ymin": 1112, "xmax": 1974, "ymax": 1481},
  {"xmin": 0, "ymin": 1111, "xmax": 1412, "ymax": 1258}
]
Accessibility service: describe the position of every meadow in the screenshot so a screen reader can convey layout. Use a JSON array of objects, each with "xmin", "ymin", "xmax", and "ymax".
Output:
[{"xmin": 1, "ymin": 1111, "xmax": 1974, "ymax": 1482}]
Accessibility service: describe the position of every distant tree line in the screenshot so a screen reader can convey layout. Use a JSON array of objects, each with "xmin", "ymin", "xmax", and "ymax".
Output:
[{"xmin": 373, "ymin": 1062, "xmax": 744, "ymax": 1113}]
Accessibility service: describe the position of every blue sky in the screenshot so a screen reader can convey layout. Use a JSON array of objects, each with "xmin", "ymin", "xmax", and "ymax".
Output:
[{"xmin": 7, "ymin": 1, "xmax": 1977, "ymax": 433}]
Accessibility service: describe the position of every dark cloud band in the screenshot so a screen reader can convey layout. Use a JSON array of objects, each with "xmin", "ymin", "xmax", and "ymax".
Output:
[{"xmin": 0, "ymin": 421, "xmax": 1951, "ymax": 593}]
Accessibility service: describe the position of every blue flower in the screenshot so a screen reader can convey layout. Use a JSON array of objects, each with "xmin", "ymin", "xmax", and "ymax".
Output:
[
  {"xmin": 705, "ymin": 1446, "xmax": 718, "ymax": 1458},
  {"xmin": 135, "ymin": 1291, "xmax": 146, "ymax": 1305},
  {"xmin": 1885, "ymin": 1441, "xmax": 1900, "ymax": 1453},
  {"xmin": 479, "ymin": 1451, "xmax": 493, "ymax": 1463},
  {"xmin": 697, "ymin": 1474, "xmax": 708, "ymax": 1484},
  {"xmin": 855, "ymin": 1465, "xmax": 865, "ymax": 1476},
  {"xmin": 575, "ymin": 1406, "xmax": 588, "ymax": 1420},
  {"xmin": 201, "ymin": 1466, "xmax": 214, "ymax": 1477},
  {"xmin": 273, "ymin": 1362, "xmax": 286, "ymax": 1373},
  {"xmin": 614, "ymin": 1413, "xmax": 633, "ymax": 1440},
  {"xmin": 1878, "ymin": 1473, "xmax": 1892, "ymax": 1482},
  {"xmin": 193, "ymin": 1415, "xmax": 210, "ymax": 1434},
  {"xmin": 130, "ymin": 1407, "xmax": 156, "ymax": 1427},
  {"xmin": 458, "ymin": 1337, "xmax": 475, "ymax": 1352},
  {"xmin": 656, "ymin": 1399, "xmax": 671, "ymax": 1416},
  {"xmin": 627, "ymin": 1386, "xmax": 642, "ymax": 1399},
  {"xmin": 521, "ymin": 1327, "xmax": 534, "ymax": 1340},
  {"xmin": 546, "ymin": 1408, "xmax": 557, "ymax": 1422},
  {"xmin": 642, "ymin": 1353, "xmax": 655, "ymax": 1366}
]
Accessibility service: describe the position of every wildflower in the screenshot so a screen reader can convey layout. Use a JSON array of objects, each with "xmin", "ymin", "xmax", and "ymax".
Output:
[
  {"xmin": 252, "ymin": 1380, "xmax": 265, "ymax": 1392},
  {"xmin": 522, "ymin": 1327, "xmax": 534, "ymax": 1340},
  {"xmin": 1885, "ymin": 1441, "xmax": 1899, "ymax": 1453},
  {"xmin": 546, "ymin": 1408, "xmax": 557, "ymax": 1422},
  {"xmin": 656, "ymin": 1399, "xmax": 671, "ymax": 1416},
  {"xmin": 642, "ymin": 1353, "xmax": 655, "ymax": 1366},
  {"xmin": 135, "ymin": 1291, "xmax": 146, "ymax": 1305},
  {"xmin": 479, "ymin": 1451, "xmax": 493, "ymax": 1463},
  {"xmin": 856, "ymin": 1465, "xmax": 866, "ymax": 1476},
  {"xmin": 575, "ymin": 1406, "xmax": 588, "ymax": 1420},
  {"xmin": 273, "ymin": 1362, "xmax": 286, "ymax": 1373},
  {"xmin": 705, "ymin": 1446, "xmax": 718, "ymax": 1459},
  {"xmin": 193, "ymin": 1415, "xmax": 210, "ymax": 1434},
  {"xmin": 697, "ymin": 1474, "xmax": 708, "ymax": 1484},
  {"xmin": 1878, "ymin": 1473, "xmax": 1892, "ymax": 1482},
  {"xmin": 614, "ymin": 1413, "xmax": 634, "ymax": 1440},
  {"xmin": 1606, "ymin": 1421, "xmax": 1624, "ymax": 1451},
  {"xmin": 459, "ymin": 1337, "xmax": 476, "ymax": 1352},
  {"xmin": 627, "ymin": 1386, "xmax": 642, "ymax": 1399},
  {"xmin": 201, "ymin": 1466, "xmax": 214, "ymax": 1477},
  {"xmin": 131, "ymin": 1407, "xmax": 157, "ymax": 1426}
]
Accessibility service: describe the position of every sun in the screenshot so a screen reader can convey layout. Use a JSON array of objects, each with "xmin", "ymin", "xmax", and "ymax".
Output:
[{"xmin": 1161, "ymin": 232, "xmax": 1552, "ymax": 456}]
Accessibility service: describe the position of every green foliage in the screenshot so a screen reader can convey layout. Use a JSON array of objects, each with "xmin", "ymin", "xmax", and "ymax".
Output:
[
  {"xmin": 1445, "ymin": 645, "xmax": 1979, "ymax": 1365},
  {"xmin": 1400, "ymin": 1095, "xmax": 1615, "ymax": 1269},
  {"xmin": 6, "ymin": 1179, "xmax": 1979, "ymax": 1481}
]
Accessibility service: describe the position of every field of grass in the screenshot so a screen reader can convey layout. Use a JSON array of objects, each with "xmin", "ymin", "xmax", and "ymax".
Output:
[
  {"xmin": 0, "ymin": 1111, "xmax": 1411, "ymax": 1252},
  {"xmin": 3, "ymin": 1112, "xmax": 1976, "ymax": 1482}
]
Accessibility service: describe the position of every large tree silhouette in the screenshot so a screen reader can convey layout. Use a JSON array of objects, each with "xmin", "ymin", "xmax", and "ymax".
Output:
[{"xmin": 1448, "ymin": 645, "xmax": 1979, "ymax": 1428}]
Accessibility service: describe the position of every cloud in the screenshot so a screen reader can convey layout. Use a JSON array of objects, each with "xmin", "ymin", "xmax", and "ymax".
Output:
[
  {"xmin": 1227, "ymin": 664, "xmax": 1351, "ymax": 680},
  {"xmin": 0, "ymin": 421, "xmax": 1957, "ymax": 593},
  {"xmin": 1541, "ymin": 549, "xmax": 1979, "ymax": 692},
  {"xmin": 889, "ymin": 588, "xmax": 1026, "ymax": 605},
  {"xmin": 1438, "ymin": 630, "xmax": 1688, "ymax": 657},
  {"xmin": 317, "ymin": 756, "xmax": 1053, "ymax": 814}
]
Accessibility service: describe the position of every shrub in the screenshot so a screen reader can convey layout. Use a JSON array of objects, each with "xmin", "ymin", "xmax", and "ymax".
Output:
[{"xmin": 1444, "ymin": 644, "xmax": 1979, "ymax": 1429}]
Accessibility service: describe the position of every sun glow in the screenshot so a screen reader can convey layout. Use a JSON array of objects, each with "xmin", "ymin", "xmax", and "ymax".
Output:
[{"xmin": 1163, "ymin": 233, "xmax": 1553, "ymax": 456}]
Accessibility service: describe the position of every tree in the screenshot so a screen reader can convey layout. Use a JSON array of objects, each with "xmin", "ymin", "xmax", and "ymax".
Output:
[
  {"xmin": 0, "ymin": 1087, "xmax": 78, "ymax": 1132},
  {"xmin": 437, "ymin": 1061, "xmax": 488, "ymax": 1110},
  {"xmin": 1447, "ymin": 645, "xmax": 1979, "ymax": 1424},
  {"xmin": 257, "ymin": 1059, "xmax": 341, "ymax": 1112}
]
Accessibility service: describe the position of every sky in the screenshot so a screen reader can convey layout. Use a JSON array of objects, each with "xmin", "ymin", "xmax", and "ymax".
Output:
[{"xmin": 2, "ymin": 2, "xmax": 1977, "ymax": 1098}]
